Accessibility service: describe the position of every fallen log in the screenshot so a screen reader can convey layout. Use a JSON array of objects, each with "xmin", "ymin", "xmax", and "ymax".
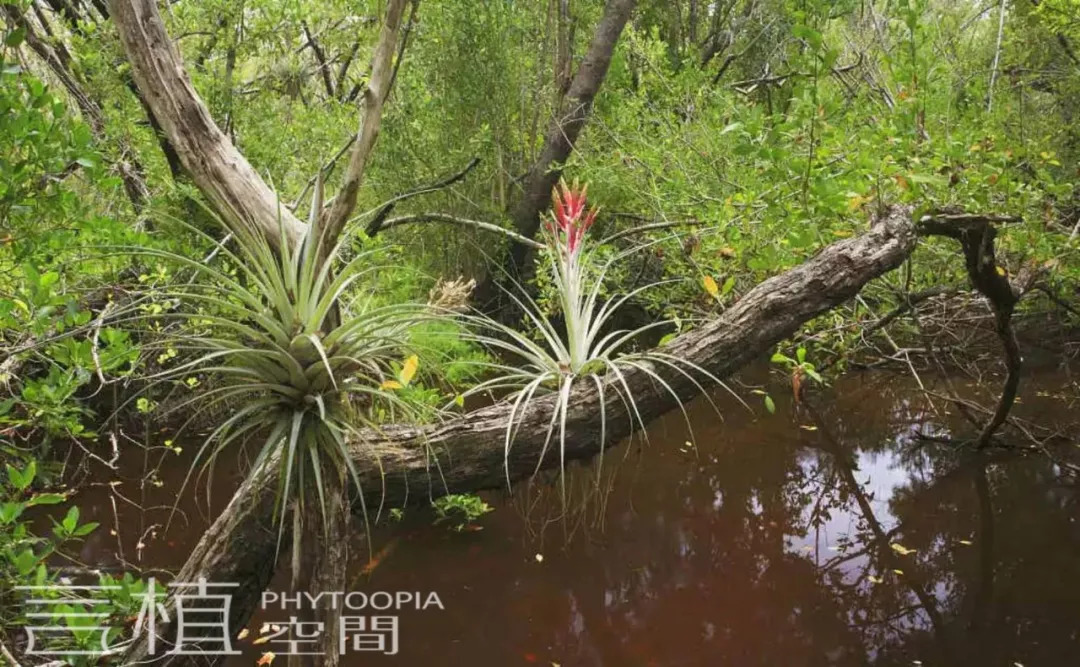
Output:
[{"xmin": 121, "ymin": 204, "xmax": 916, "ymax": 664}]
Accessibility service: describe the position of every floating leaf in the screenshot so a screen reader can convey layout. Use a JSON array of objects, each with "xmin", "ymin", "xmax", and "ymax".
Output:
[
  {"xmin": 957, "ymin": 539, "xmax": 974, "ymax": 546},
  {"xmin": 890, "ymin": 543, "xmax": 916, "ymax": 556},
  {"xmin": 764, "ymin": 395, "xmax": 776, "ymax": 414},
  {"xmin": 534, "ymin": 553, "xmax": 544, "ymax": 563},
  {"xmin": 256, "ymin": 651, "xmax": 276, "ymax": 666},
  {"xmin": 237, "ymin": 628, "xmax": 250, "ymax": 640}
]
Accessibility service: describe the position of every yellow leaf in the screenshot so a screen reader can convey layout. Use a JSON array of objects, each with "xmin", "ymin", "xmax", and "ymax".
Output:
[
  {"xmin": 703, "ymin": 275, "xmax": 719, "ymax": 298},
  {"xmin": 400, "ymin": 354, "xmax": 419, "ymax": 386},
  {"xmin": 868, "ymin": 575, "xmax": 883, "ymax": 584},
  {"xmin": 995, "ymin": 266, "xmax": 1007, "ymax": 276},
  {"xmin": 380, "ymin": 380, "xmax": 403, "ymax": 390},
  {"xmin": 847, "ymin": 194, "xmax": 866, "ymax": 211},
  {"xmin": 256, "ymin": 651, "xmax": 276, "ymax": 666},
  {"xmin": 892, "ymin": 569, "xmax": 904, "ymax": 575},
  {"xmin": 237, "ymin": 628, "xmax": 250, "ymax": 641},
  {"xmin": 957, "ymin": 539, "xmax": 974, "ymax": 546},
  {"xmin": 799, "ymin": 424, "xmax": 818, "ymax": 431},
  {"xmin": 252, "ymin": 636, "xmax": 270, "ymax": 646},
  {"xmin": 890, "ymin": 543, "xmax": 916, "ymax": 556}
]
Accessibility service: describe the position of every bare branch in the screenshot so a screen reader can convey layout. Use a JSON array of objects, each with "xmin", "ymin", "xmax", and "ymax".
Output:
[
  {"xmin": 377, "ymin": 213, "xmax": 545, "ymax": 249},
  {"xmin": 366, "ymin": 157, "xmax": 481, "ymax": 236},
  {"xmin": 320, "ymin": 0, "xmax": 408, "ymax": 252},
  {"xmin": 302, "ymin": 20, "xmax": 335, "ymax": 98}
]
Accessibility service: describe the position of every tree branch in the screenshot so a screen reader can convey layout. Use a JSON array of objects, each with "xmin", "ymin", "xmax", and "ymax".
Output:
[
  {"xmin": 301, "ymin": 20, "xmax": 335, "ymax": 98},
  {"xmin": 319, "ymin": 0, "xmax": 407, "ymax": 254},
  {"xmin": 109, "ymin": 0, "xmax": 306, "ymax": 247},
  {"xmin": 375, "ymin": 212, "xmax": 545, "ymax": 249},
  {"xmin": 365, "ymin": 156, "xmax": 481, "ymax": 236}
]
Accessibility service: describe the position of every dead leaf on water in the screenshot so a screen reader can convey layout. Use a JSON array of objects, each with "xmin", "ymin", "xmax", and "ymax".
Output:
[
  {"xmin": 256, "ymin": 651, "xmax": 276, "ymax": 666},
  {"xmin": 890, "ymin": 543, "xmax": 916, "ymax": 556}
]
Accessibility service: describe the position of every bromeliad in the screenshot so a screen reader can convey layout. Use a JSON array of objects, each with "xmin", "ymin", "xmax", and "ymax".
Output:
[{"xmin": 456, "ymin": 179, "xmax": 741, "ymax": 499}]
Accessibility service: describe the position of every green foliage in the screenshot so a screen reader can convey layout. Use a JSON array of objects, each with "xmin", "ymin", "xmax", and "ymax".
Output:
[
  {"xmin": 431, "ymin": 492, "xmax": 492, "ymax": 532},
  {"xmin": 0, "ymin": 455, "xmax": 121, "ymax": 661}
]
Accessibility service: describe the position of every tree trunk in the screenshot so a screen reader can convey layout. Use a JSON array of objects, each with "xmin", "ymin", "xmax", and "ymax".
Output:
[
  {"xmin": 474, "ymin": 0, "xmax": 637, "ymax": 315},
  {"xmin": 108, "ymin": 0, "xmax": 307, "ymax": 247},
  {"xmin": 120, "ymin": 205, "xmax": 916, "ymax": 666}
]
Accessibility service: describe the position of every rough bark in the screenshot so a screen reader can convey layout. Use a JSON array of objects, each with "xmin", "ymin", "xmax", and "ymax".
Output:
[
  {"xmin": 108, "ymin": 0, "xmax": 307, "ymax": 247},
  {"xmin": 120, "ymin": 205, "xmax": 916, "ymax": 666},
  {"xmin": 475, "ymin": 0, "xmax": 637, "ymax": 313}
]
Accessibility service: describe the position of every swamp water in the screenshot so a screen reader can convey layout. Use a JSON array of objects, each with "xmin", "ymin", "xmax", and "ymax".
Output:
[{"xmin": 61, "ymin": 365, "xmax": 1080, "ymax": 666}]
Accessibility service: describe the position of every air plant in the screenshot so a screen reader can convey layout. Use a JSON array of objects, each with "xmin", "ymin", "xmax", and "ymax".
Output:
[
  {"xmin": 457, "ymin": 180, "xmax": 740, "ymax": 499},
  {"xmin": 125, "ymin": 179, "xmax": 428, "ymax": 548}
]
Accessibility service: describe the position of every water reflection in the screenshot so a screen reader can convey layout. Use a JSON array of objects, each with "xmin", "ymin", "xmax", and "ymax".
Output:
[
  {"xmin": 54, "ymin": 366, "xmax": 1080, "ymax": 665},
  {"xmin": 268, "ymin": 367, "xmax": 1077, "ymax": 666}
]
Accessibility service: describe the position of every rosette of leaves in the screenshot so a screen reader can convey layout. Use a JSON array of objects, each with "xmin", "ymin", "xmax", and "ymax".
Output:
[
  {"xmin": 457, "ymin": 181, "xmax": 742, "ymax": 499},
  {"xmin": 126, "ymin": 180, "xmax": 428, "ymax": 543}
]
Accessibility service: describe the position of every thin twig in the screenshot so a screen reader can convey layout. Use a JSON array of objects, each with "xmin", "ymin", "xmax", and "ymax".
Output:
[{"xmin": 377, "ymin": 214, "xmax": 545, "ymax": 249}]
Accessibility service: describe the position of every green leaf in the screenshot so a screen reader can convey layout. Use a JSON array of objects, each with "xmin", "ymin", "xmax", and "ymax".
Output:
[
  {"xmin": 73, "ymin": 521, "xmax": 99, "ymax": 537},
  {"xmin": 14, "ymin": 548, "xmax": 38, "ymax": 576},
  {"xmin": 6, "ymin": 460, "xmax": 34, "ymax": 491},
  {"xmin": 4, "ymin": 28, "xmax": 25, "ymax": 48},
  {"xmin": 26, "ymin": 492, "xmax": 66, "ymax": 507},
  {"xmin": 764, "ymin": 395, "xmax": 776, "ymax": 414},
  {"xmin": 61, "ymin": 505, "xmax": 79, "ymax": 533},
  {"xmin": 0, "ymin": 501, "xmax": 25, "ymax": 525}
]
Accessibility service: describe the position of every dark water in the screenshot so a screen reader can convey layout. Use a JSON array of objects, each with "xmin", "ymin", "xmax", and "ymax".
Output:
[{"xmin": 54, "ymin": 365, "xmax": 1080, "ymax": 666}]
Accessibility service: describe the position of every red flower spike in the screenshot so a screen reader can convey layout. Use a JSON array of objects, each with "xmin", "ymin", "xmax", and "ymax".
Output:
[{"xmin": 549, "ymin": 180, "xmax": 596, "ymax": 254}]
